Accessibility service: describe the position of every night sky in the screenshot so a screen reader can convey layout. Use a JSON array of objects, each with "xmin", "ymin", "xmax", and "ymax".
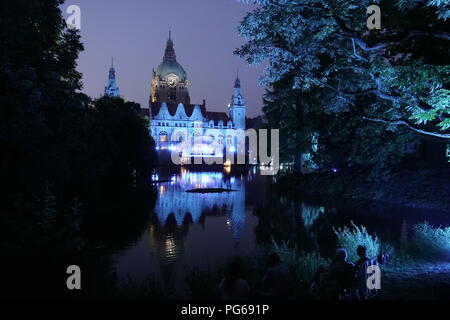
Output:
[{"xmin": 68, "ymin": 0, "xmax": 265, "ymax": 117}]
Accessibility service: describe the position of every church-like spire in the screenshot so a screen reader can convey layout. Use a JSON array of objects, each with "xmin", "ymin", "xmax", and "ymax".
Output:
[
  {"xmin": 108, "ymin": 57, "xmax": 116, "ymax": 79},
  {"xmin": 230, "ymin": 76, "xmax": 246, "ymax": 130},
  {"xmin": 234, "ymin": 75, "xmax": 241, "ymax": 89},
  {"xmin": 232, "ymin": 76, "xmax": 244, "ymax": 106},
  {"xmin": 163, "ymin": 30, "xmax": 176, "ymax": 61},
  {"xmin": 105, "ymin": 58, "xmax": 120, "ymax": 97}
]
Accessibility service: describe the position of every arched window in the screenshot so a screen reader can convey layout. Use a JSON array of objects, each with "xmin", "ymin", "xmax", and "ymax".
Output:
[
  {"xmin": 218, "ymin": 135, "xmax": 224, "ymax": 145},
  {"xmin": 174, "ymin": 130, "xmax": 185, "ymax": 143},
  {"xmin": 227, "ymin": 135, "xmax": 232, "ymax": 145},
  {"xmin": 159, "ymin": 131, "xmax": 168, "ymax": 142}
]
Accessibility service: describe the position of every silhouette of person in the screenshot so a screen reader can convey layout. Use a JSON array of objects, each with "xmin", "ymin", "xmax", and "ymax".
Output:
[
  {"xmin": 324, "ymin": 248, "xmax": 355, "ymax": 299},
  {"xmin": 218, "ymin": 261, "xmax": 250, "ymax": 300},
  {"xmin": 262, "ymin": 253, "xmax": 293, "ymax": 299}
]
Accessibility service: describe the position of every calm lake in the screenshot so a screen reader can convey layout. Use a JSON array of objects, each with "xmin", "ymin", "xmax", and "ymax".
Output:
[{"xmin": 113, "ymin": 167, "xmax": 450, "ymax": 296}]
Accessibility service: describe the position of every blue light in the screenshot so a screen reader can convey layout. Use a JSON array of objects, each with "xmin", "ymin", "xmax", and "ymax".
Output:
[
  {"xmin": 332, "ymin": 168, "xmax": 338, "ymax": 173},
  {"xmin": 229, "ymin": 146, "xmax": 236, "ymax": 153}
]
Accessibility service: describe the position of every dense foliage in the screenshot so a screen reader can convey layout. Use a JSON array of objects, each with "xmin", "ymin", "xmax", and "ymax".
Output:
[
  {"xmin": 237, "ymin": 0, "xmax": 450, "ymax": 138},
  {"xmin": 263, "ymin": 76, "xmax": 413, "ymax": 178},
  {"xmin": 411, "ymin": 222, "xmax": 450, "ymax": 258},
  {"xmin": 0, "ymin": 0, "xmax": 156, "ymax": 200},
  {"xmin": 334, "ymin": 222, "xmax": 381, "ymax": 262},
  {"xmin": 0, "ymin": 0, "xmax": 157, "ymax": 298}
]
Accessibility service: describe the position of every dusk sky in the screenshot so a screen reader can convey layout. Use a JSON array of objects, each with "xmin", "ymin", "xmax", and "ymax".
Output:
[{"xmin": 67, "ymin": 0, "xmax": 266, "ymax": 117}]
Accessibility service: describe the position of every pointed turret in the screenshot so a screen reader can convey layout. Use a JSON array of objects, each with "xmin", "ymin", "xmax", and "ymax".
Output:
[
  {"xmin": 104, "ymin": 58, "xmax": 120, "ymax": 97},
  {"xmin": 229, "ymin": 76, "xmax": 246, "ymax": 130},
  {"xmin": 163, "ymin": 31, "xmax": 177, "ymax": 61},
  {"xmin": 231, "ymin": 76, "xmax": 245, "ymax": 106}
]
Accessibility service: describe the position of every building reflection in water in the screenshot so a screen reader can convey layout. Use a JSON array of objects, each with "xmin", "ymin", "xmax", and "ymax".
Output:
[
  {"xmin": 153, "ymin": 169, "xmax": 246, "ymax": 239},
  {"xmin": 146, "ymin": 169, "xmax": 249, "ymax": 295}
]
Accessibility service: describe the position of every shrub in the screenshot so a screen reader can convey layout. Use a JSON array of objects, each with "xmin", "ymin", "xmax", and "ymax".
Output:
[
  {"xmin": 272, "ymin": 240, "xmax": 329, "ymax": 283},
  {"xmin": 411, "ymin": 222, "xmax": 450, "ymax": 259},
  {"xmin": 333, "ymin": 222, "xmax": 380, "ymax": 262}
]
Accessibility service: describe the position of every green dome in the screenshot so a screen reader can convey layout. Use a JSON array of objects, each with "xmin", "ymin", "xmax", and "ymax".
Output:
[{"xmin": 156, "ymin": 60, "xmax": 187, "ymax": 82}]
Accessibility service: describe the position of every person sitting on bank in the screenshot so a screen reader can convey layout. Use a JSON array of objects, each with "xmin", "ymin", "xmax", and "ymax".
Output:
[
  {"xmin": 354, "ymin": 245, "xmax": 379, "ymax": 299},
  {"xmin": 218, "ymin": 261, "xmax": 250, "ymax": 300},
  {"xmin": 323, "ymin": 248, "xmax": 355, "ymax": 299},
  {"xmin": 261, "ymin": 253, "xmax": 293, "ymax": 299}
]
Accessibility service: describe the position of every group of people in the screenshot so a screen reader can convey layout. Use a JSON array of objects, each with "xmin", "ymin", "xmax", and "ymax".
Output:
[
  {"xmin": 310, "ymin": 245, "xmax": 380, "ymax": 300},
  {"xmin": 218, "ymin": 245, "xmax": 380, "ymax": 300}
]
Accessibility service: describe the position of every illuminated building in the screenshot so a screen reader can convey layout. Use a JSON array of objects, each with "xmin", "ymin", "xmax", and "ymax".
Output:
[{"xmin": 147, "ymin": 32, "xmax": 247, "ymax": 151}]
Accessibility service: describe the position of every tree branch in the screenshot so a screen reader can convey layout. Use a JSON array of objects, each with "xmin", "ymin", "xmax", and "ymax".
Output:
[
  {"xmin": 352, "ymin": 30, "xmax": 450, "ymax": 52},
  {"xmin": 363, "ymin": 117, "xmax": 450, "ymax": 139}
]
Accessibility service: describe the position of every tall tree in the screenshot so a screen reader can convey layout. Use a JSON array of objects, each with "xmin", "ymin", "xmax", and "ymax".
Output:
[
  {"xmin": 263, "ymin": 75, "xmax": 413, "ymax": 179},
  {"xmin": 0, "ymin": 0, "xmax": 156, "ymax": 197},
  {"xmin": 236, "ymin": 0, "xmax": 450, "ymax": 138}
]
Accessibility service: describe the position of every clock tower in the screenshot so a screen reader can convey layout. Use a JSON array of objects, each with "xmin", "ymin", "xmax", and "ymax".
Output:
[
  {"xmin": 150, "ymin": 32, "xmax": 190, "ymax": 105},
  {"xmin": 229, "ymin": 76, "xmax": 246, "ymax": 130}
]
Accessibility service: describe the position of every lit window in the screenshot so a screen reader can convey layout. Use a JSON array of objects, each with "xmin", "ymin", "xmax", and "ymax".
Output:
[{"xmin": 159, "ymin": 132, "xmax": 168, "ymax": 142}]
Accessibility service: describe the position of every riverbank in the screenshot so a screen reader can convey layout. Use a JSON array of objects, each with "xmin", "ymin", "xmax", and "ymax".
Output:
[
  {"xmin": 381, "ymin": 262, "xmax": 450, "ymax": 299},
  {"xmin": 112, "ymin": 250, "xmax": 450, "ymax": 300},
  {"xmin": 273, "ymin": 168, "xmax": 450, "ymax": 211}
]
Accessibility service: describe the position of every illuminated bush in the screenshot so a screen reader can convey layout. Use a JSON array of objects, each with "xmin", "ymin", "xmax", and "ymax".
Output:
[
  {"xmin": 272, "ymin": 241, "xmax": 329, "ymax": 283},
  {"xmin": 411, "ymin": 222, "xmax": 450, "ymax": 259},
  {"xmin": 333, "ymin": 222, "xmax": 380, "ymax": 262}
]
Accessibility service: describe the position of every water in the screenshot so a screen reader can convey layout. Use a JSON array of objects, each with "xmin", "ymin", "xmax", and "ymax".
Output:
[{"xmin": 113, "ymin": 167, "xmax": 450, "ymax": 295}]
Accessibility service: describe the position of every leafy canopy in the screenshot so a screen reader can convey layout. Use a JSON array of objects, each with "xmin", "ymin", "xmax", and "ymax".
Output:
[{"xmin": 236, "ymin": 0, "xmax": 450, "ymax": 138}]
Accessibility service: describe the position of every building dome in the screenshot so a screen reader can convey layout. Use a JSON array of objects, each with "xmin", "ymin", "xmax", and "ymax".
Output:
[
  {"xmin": 156, "ymin": 60, "xmax": 187, "ymax": 82},
  {"xmin": 150, "ymin": 32, "xmax": 191, "ymax": 105},
  {"xmin": 155, "ymin": 32, "xmax": 187, "ymax": 82}
]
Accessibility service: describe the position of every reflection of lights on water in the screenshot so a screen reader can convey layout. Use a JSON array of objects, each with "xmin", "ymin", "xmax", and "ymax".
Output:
[
  {"xmin": 164, "ymin": 234, "xmax": 177, "ymax": 259},
  {"xmin": 178, "ymin": 171, "xmax": 225, "ymax": 188},
  {"xmin": 226, "ymin": 218, "xmax": 232, "ymax": 230},
  {"xmin": 201, "ymin": 174, "xmax": 210, "ymax": 184},
  {"xmin": 151, "ymin": 170, "xmax": 247, "ymax": 241}
]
